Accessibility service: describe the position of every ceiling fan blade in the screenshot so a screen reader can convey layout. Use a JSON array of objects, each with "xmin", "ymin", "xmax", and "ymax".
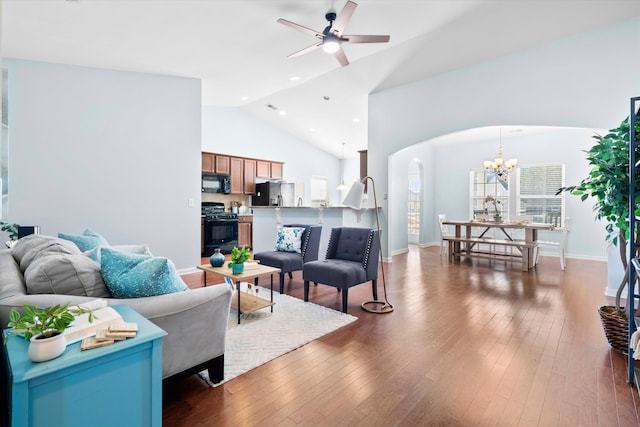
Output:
[
  {"xmin": 334, "ymin": 47, "xmax": 350, "ymax": 67},
  {"xmin": 288, "ymin": 42, "xmax": 323, "ymax": 58},
  {"xmin": 277, "ymin": 18, "xmax": 324, "ymax": 39},
  {"xmin": 332, "ymin": 1, "xmax": 357, "ymax": 35},
  {"xmin": 343, "ymin": 34, "xmax": 390, "ymax": 44}
]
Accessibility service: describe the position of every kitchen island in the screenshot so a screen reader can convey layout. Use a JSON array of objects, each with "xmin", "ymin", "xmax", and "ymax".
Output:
[{"xmin": 250, "ymin": 206, "xmax": 379, "ymax": 259}]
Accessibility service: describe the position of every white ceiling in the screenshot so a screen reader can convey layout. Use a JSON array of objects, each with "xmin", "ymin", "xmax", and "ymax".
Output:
[{"xmin": 3, "ymin": 0, "xmax": 640, "ymax": 159}]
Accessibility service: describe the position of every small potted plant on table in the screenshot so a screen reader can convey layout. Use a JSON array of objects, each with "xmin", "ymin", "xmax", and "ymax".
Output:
[
  {"xmin": 228, "ymin": 246, "xmax": 251, "ymax": 274},
  {"xmin": 4, "ymin": 302, "xmax": 93, "ymax": 362}
]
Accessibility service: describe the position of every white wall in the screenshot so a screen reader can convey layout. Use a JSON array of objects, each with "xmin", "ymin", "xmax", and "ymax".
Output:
[
  {"xmin": 201, "ymin": 106, "xmax": 349, "ymax": 206},
  {"xmin": 4, "ymin": 59, "xmax": 202, "ymax": 270},
  {"xmin": 369, "ymin": 16, "xmax": 640, "ymax": 259}
]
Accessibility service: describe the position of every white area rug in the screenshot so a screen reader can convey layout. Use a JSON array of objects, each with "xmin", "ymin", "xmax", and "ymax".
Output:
[{"xmin": 199, "ymin": 283, "xmax": 357, "ymax": 386}]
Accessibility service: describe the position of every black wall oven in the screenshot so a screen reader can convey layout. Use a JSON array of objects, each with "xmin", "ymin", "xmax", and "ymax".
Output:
[{"xmin": 202, "ymin": 202, "xmax": 238, "ymax": 255}]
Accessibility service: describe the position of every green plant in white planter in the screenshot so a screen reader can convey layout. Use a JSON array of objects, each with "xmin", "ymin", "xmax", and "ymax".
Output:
[
  {"xmin": 0, "ymin": 219, "xmax": 19, "ymax": 246},
  {"xmin": 4, "ymin": 302, "xmax": 94, "ymax": 362}
]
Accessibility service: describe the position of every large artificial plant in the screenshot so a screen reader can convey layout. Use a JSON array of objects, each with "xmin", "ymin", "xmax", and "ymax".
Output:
[{"xmin": 559, "ymin": 117, "xmax": 640, "ymax": 315}]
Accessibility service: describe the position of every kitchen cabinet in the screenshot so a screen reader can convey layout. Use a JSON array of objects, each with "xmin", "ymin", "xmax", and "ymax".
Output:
[
  {"xmin": 202, "ymin": 152, "xmax": 282, "ymax": 193},
  {"xmin": 215, "ymin": 155, "xmax": 230, "ymax": 175},
  {"xmin": 271, "ymin": 162, "xmax": 283, "ymax": 179},
  {"xmin": 244, "ymin": 159, "xmax": 256, "ymax": 195},
  {"xmin": 256, "ymin": 161, "xmax": 283, "ymax": 179},
  {"xmin": 230, "ymin": 157, "xmax": 244, "ymax": 194},
  {"xmin": 238, "ymin": 215, "xmax": 253, "ymax": 249},
  {"xmin": 359, "ymin": 150, "xmax": 368, "ymax": 192},
  {"xmin": 202, "ymin": 152, "xmax": 215, "ymax": 173},
  {"xmin": 256, "ymin": 160, "xmax": 271, "ymax": 178}
]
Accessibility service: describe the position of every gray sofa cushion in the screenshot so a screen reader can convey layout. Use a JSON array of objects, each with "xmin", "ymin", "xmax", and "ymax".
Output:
[
  {"xmin": 19, "ymin": 240, "xmax": 81, "ymax": 273},
  {"xmin": 12, "ymin": 234, "xmax": 80, "ymax": 267},
  {"xmin": 24, "ymin": 253, "xmax": 111, "ymax": 297}
]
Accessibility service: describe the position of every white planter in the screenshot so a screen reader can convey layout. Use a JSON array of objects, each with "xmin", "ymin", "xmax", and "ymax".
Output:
[{"xmin": 28, "ymin": 331, "xmax": 67, "ymax": 362}]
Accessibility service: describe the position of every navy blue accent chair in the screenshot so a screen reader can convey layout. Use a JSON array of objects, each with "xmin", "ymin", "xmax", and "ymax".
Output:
[
  {"xmin": 253, "ymin": 224, "xmax": 322, "ymax": 294},
  {"xmin": 302, "ymin": 227, "xmax": 379, "ymax": 313}
]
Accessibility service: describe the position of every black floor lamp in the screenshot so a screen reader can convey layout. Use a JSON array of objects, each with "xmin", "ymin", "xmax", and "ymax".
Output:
[{"xmin": 342, "ymin": 176, "xmax": 394, "ymax": 314}]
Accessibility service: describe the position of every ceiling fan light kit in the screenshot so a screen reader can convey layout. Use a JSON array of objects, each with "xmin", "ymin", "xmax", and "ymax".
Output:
[{"xmin": 278, "ymin": 0, "xmax": 390, "ymax": 67}]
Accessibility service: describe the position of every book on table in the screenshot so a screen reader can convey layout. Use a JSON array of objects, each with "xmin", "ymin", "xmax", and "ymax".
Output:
[{"xmin": 64, "ymin": 299, "xmax": 123, "ymax": 344}]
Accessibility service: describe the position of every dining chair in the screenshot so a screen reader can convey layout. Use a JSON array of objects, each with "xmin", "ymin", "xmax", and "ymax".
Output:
[
  {"xmin": 438, "ymin": 214, "xmax": 449, "ymax": 257},
  {"xmin": 534, "ymin": 217, "xmax": 570, "ymax": 270}
]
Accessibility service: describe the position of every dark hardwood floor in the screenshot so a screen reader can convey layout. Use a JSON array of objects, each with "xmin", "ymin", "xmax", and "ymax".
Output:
[{"xmin": 163, "ymin": 247, "xmax": 640, "ymax": 426}]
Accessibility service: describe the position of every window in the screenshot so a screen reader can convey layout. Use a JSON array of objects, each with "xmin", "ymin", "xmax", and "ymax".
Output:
[
  {"xmin": 470, "ymin": 169, "xmax": 510, "ymax": 218},
  {"xmin": 408, "ymin": 171, "xmax": 420, "ymax": 235},
  {"xmin": 310, "ymin": 175, "xmax": 329, "ymax": 207},
  {"xmin": 516, "ymin": 163, "xmax": 565, "ymax": 227}
]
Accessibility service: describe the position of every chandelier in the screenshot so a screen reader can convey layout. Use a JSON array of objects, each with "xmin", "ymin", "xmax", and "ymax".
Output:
[{"xmin": 483, "ymin": 129, "xmax": 517, "ymax": 178}]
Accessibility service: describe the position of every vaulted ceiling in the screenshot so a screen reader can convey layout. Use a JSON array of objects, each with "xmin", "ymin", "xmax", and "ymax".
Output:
[{"xmin": 3, "ymin": 0, "xmax": 640, "ymax": 158}]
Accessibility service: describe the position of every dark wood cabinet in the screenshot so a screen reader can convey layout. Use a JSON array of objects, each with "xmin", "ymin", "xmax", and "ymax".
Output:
[
  {"xmin": 359, "ymin": 149, "xmax": 368, "ymax": 192},
  {"xmin": 202, "ymin": 152, "xmax": 281, "ymax": 194},
  {"xmin": 270, "ymin": 162, "xmax": 283, "ymax": 179},
  {"xmin": 256, "ymin": 160, "xmax": 271, "ymax": 178},
  {"xmin": 256, "ymin": 161, "xmax": 283, "ymax": 179},
  {"xmin": 230, "ymin": 157, "xmax": 244, "ymax": 194},
  {"xmin": 238, "ymin": 215, "xmax": 253, "ymax": 248},
  {"xmin": 215, "ymin": 155, "xmax": 230, "ymax": 175},
  {"xmin": 202, "ymin": 153, "xmax": 215, "ymax": 174},
  {"xmin": 243, "ymin": 159, "xmax": 256, "ymax": 195}
]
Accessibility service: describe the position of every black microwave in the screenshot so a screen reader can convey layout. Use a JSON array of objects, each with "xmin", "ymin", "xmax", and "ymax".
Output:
[{"xmin": 202, "ymin": 174, "xmax": 231, "ymax": 194}]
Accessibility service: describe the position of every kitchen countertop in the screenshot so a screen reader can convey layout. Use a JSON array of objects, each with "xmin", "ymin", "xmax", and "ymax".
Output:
[{"xmin": 250, "ymin": 206, "xmax": 379, "ymax": 209}]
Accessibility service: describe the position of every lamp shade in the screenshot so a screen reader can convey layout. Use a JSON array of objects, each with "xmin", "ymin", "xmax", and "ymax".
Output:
[{"xmin": 342, "ymin": 180, "xmax": 365, "ymax": 209}]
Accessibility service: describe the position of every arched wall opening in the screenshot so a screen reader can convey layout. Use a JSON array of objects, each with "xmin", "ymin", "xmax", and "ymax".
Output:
[{"xmin": 367, "ymin": 17, "xmax": 640, "ymax": 268}]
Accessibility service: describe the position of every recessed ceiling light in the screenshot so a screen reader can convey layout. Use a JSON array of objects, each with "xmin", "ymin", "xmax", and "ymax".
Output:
[
  {"xmin": 240, "ymin": 96, "xmax": 248, "ymax": 101},
  {"xmin": 279, "ymin": 111, "xmax": 287, "ymax": 116},
  {"xmin": 352, "ymin": 117, "xmax": 360, "ymax": 123},
  {"xmin": 309, "ymin": 128, "xmax": 316, "ymax": 132},
  {"xmin": 290, "ymin": 76, "xmax": 300, "ymax": 82}
]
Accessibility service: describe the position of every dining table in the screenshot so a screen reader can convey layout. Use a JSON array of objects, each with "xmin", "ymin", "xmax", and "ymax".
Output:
[{"xmin": 442, "ymin": 219, "xmax": 555, "ymax": 270}]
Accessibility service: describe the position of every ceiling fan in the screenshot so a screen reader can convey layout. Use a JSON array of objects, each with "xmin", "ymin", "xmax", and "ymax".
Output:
[{"xmin": 277, "ymin": 0, "xmax": 390, "ymax": 67}]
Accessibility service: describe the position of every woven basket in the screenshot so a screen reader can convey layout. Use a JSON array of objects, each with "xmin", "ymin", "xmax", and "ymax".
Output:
[{"xmin": 598, "ymin": 305, "xmax": 629, "ymax": 354}]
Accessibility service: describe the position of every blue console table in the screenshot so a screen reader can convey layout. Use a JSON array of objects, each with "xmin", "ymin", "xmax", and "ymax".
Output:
[{"xmin": 2, "ymin": 304, "xmax": 166, "ymax": 427}]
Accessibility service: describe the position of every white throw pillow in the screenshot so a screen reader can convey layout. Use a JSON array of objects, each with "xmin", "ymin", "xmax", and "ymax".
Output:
[{"xmin": 274, "ymin": 227, "xmax": 305, "ymax": 253}]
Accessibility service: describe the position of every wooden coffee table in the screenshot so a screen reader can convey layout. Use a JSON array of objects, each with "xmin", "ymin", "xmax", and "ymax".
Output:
[{"xmin": 197, "ymin": 262, "xmax": 281, "ymax": 324}]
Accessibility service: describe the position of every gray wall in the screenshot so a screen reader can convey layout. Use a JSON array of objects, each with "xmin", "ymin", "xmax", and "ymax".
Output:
[
  {"xmin": 369, "ymin": 16, "xmax": 640, "ymax": 260},
  {"xmin": 4, "ymin": 59, "xmax": 202, "ymax": 270}
]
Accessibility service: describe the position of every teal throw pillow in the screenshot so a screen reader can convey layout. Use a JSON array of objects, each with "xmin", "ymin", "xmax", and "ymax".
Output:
[
  {"xmin": 58, "ymin": 228, "xmax": 109, "ymax": 252},
  {"xmin": 275, "ymin": 227, "xmax": 305, "ymax": 253},
  {"xmin": 84, "ymin": 244, "xmax": 153, "ymax": 262},
  {"xmin": 100, "ymin": 247, "xmax": 188, "ymax": 298}
]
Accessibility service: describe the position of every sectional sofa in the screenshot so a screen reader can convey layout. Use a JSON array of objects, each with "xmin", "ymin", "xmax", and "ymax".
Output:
[{"xmin": 0, "ymin": 234, "xmax": 233, "ymax": 383}]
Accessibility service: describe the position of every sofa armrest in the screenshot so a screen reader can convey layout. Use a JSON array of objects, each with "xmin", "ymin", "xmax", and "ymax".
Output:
[{"xmin": 117, "ymin": 283, "xmax": 234, "ymax": 378}]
